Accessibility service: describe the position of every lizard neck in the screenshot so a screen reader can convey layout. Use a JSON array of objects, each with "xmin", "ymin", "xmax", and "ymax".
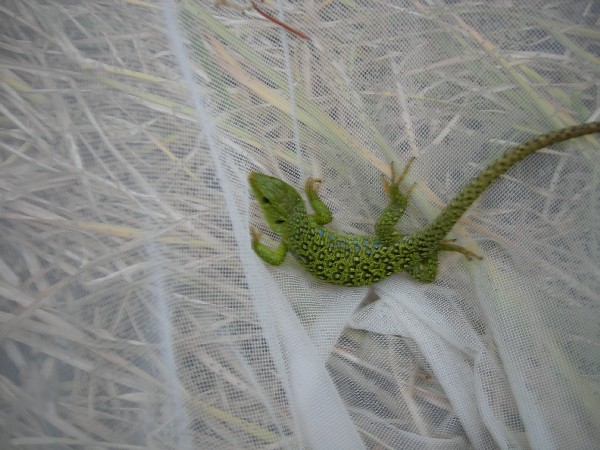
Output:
[{"xmin": 281, "ymin": 204, "xmax": 311, "ymax": 243}]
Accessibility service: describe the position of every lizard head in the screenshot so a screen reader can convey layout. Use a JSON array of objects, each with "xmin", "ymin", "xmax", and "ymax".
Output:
[{"xmin": 248, "ymin": 172, "xmax": 304, "ymax": 233}]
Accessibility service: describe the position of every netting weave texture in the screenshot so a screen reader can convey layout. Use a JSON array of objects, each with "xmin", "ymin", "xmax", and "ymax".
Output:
[{"xmin": 1, "ymin": 1, "xmax": 599, "ymax": 449}]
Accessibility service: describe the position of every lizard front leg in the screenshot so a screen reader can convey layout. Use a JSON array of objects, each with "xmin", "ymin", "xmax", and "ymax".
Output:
[
  {"xmin": 250, "ymin": 228, "xmax": 288, "ymax": 265},
  {"xmin": 305, "ymin": 178, "xmax": 333, "ymax": 225},
  {"xmin": 375, "ymin": 159, "xmax": 416, "ymax": 244}
]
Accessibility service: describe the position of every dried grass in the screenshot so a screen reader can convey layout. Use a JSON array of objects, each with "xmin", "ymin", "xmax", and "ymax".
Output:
[{"xmin": 0, "ymin": 0, "xmax": 598, "ymax": 448}]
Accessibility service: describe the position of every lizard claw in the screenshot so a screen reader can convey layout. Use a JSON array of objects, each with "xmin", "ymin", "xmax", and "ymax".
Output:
[
  {"xmin": 250, "ymin": 227, "xmax": 262, "ymax": 244},
  {"xmin": 305, "ymin": 177, "xmax": 322, "ymax": 195},
  {"xmin": 440, "ymin": 239, "xmax": 482, "ymax": 260},
  {"xmin": 382, "ymin": 158, "xmax": 416, "ymax": 198}
]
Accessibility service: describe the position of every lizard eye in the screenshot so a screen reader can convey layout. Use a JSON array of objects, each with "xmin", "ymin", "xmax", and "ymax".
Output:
[
  {"xmin": 275, "ymin": 219, "xmax": 286, "ymax": 224},
  {"xmin": 261, "ymin": 196, "xmax": 270, "ymax": 204}
]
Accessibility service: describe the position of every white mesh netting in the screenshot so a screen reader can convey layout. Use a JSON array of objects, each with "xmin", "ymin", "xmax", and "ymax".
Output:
[{"xmin": 1, "ymin": 1, "xmax": 599, "ymax": 449}]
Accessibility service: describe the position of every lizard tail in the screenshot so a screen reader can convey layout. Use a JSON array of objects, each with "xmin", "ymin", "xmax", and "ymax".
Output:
[{"xmin": 420, "ymin": 121, "xmax": 600, "ymax": 243}]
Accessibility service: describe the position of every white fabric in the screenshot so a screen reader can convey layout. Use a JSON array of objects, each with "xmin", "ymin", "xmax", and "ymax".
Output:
[{"xmin": 1, "ymin": 1, "xmax": 599, "ymax": 448}]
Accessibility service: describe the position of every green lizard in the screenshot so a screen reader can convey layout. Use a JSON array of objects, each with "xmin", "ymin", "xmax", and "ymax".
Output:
[{"xmin": 249, "ymin": 122, "xmax": 600, "ymax": 286}]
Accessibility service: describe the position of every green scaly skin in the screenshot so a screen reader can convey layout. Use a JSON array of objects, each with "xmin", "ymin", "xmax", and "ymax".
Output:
[{"xmin": 249, "ymin": 122, "xmax": 600, "ymax": 286}]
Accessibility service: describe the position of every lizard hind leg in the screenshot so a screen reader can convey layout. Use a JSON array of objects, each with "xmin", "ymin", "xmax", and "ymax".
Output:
[
  {"xmin": 375, "ymin": 159, "xmax": 417, "ymax": 244},
  {"xmin": 405, "ymin": 252, "xmax": 439, "ymax": 283},
  {"xmin": 382, "ymin": 158, "xmax": 416, "ymax": 200},
  {"xmin": 404, "ymin": 240, "xmax": 480, "ymax": 282}
]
